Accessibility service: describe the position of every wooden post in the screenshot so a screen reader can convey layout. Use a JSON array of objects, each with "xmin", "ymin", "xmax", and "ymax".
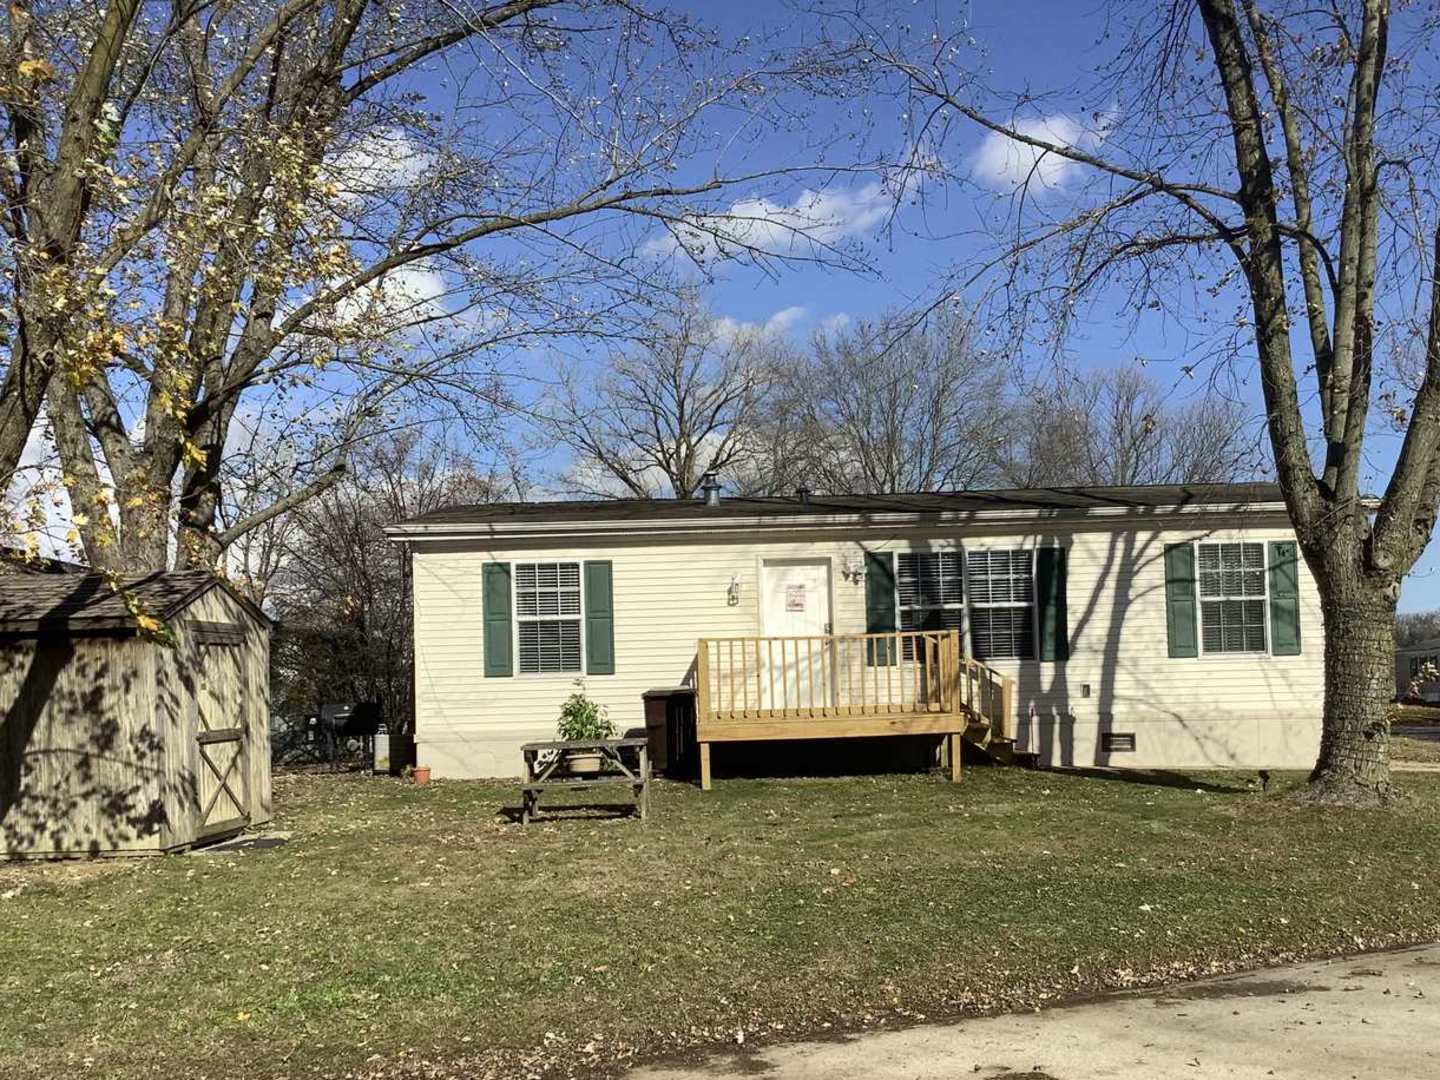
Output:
[
  {"xmin": 743, "ymin": 642, "xmax": 754, "ymax": 720},
  {"xmin": 696, "ymin": 638, "xmax": 711, "ymax": 721},
  {"xmin": 999, "ymin": 675, "xmax": 1015, "ymax": 742},
  {"xmin": 639, "ymin": 745, "xmax": 651, "ymax": 820},
  {"xmin": 696, "ymin": 640, "xmax": 713, "ymax": 791},
  {"xmin": 946, "ymin": 634, "xmax": 964, "ymax": 783},
  {"xmin": 727, "ymin": 639, "xmax": 735, "ymax": 717}
]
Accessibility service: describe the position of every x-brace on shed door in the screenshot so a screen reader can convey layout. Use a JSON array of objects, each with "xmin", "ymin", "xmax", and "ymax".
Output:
[{"xmin": 193, "ymin": 622, "xmax": 249, "ymax": 841}]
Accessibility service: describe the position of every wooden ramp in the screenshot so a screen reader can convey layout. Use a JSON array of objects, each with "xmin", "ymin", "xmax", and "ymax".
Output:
[{"xmin": 694, "ymin": 630, "xmax": 1014, "ymax": 790}]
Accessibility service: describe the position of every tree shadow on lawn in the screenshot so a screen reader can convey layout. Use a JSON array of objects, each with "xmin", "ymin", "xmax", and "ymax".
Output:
[
  {"xmin": 496, "ymin": 801, "xmax": 643, "ymax": 825},
  {"xmin": 1044, "ymin": 765, "xmax": 1255, "ymax": 795}
]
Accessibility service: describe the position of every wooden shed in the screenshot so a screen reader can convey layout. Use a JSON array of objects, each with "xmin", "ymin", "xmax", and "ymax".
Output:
[{"xmin": 0, "ymin": 572, "xmax": 271, "ymax": 858}]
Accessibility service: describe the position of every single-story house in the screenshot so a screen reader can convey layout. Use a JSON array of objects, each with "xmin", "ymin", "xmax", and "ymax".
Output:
[
  {"xmin": 1395, "ymin": 636, "xmax": 1440, "ymax": 703},
  {"xmin": 386, "ymin": 481, "xmax": 1323, "ymax": 783}
]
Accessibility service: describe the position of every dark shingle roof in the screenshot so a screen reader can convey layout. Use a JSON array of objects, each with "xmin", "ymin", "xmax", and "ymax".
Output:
[
  {"xmin": 0, "ymin": 571, "xmax": 249, "ymax": 636},
  {"xmin": 0, "ymin": 547, "xmax": 88, "ymax": 575},
  {"xmin": 394, "ymin": 482, "xmax": 1286, "ymax": 531}
]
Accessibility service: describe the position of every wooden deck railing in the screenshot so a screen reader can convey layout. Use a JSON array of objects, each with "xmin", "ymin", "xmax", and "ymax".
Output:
[{"xmin": 695, "ymin": 630, "xmax": 1013, "ymax": 739}]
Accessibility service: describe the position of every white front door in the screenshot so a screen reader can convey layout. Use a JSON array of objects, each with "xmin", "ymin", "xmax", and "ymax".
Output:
[{"xmin": 760, "ymin": 559, "xmax": 833, "ymax": 709}]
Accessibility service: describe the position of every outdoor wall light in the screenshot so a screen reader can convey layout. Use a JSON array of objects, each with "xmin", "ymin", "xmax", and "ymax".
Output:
[
  {"xmin": 841, "ymin": 555, "xmax": 864, "ymax": 583},
  {"xmin": 726, "ymin": 575, "xmax": 741, "ymax": 606}
]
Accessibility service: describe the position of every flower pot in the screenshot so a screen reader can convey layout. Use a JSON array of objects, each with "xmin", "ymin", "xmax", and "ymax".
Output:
[
  {"xmin": 566, "ymin": 752, "xmax": 603, "ymax": 776},
  {"xmin": 412, "ymin": 765, "xmax": 432, "ymax": 786}
]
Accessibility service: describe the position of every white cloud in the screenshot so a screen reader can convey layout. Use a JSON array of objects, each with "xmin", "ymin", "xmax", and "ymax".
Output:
[
  {"xmin": 712, "ymin": 305, "xmax": 808, "ymax": 344},
  {"xmin": 762, "ymin": 305, "xmax": 807, "ymax": 336},
  {"xmin": 331, "ymin": 262, "xmax": 451, "ymax": 327},
  {"xmin": 644, "ymin": 181, "xmax": 892, "ymax": 263},
  {"xmin": 325, "ymin": 128, "xmax": 437, "ymax": 202},
  {"xmin": 276, "ymin": 257, "xmax": 505, "ymax": 345},
  {"xmin": 300, "ymin": 260, "xmax": 505, "ymax": 340},
  {"xmin": 818, "ymin": 312, "xmax": 852, "ymax": 336},
  {"xmin": 970, "ymin": 114, "xmax": 1105, "ymax": 191}
]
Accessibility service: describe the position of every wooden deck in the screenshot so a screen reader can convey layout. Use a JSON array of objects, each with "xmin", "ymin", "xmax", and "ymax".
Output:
[{"xmin": 695, "ymin": 630, "xmax": 1013, "ymax": 789}]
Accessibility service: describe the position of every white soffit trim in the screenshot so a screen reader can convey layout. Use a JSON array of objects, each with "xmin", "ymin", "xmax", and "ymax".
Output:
[{"xmin": 385, "ymin": 501, "xmax": 1298, "ymax": 543}]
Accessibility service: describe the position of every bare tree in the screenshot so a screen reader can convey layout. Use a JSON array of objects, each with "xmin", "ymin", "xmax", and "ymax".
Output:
[
  {"xmin": 732, "ymin": 385, "xmax": 818, "ymax": 498},
  {"xmin": 1396, "ymin": 610, "xmax": 1440, "ymax": 649},
  {"xmin": 801, "ymin": 0, "xmax": 1440, "ymax": 803},
  {"xmin": 0, "ymin": 0, "xmax": 864, "ymax": 573},
  {"xmin": 267, "ymin": 432, "xmax": 507, "ymax": 737},
  {"xmin": 772, "ymin": 307, "xmax": 1008, "ymax": 494},
  {"xmin": 1000, "ymin": 365, "xmax": 1258, "ymax": 488},
  {"xmin": 539, "ymin": 294, "xmax": 782, "ymax": 498}
]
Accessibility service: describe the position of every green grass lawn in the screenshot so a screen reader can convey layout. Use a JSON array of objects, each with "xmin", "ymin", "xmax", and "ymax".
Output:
[
  {"xmin": 1394, "ymin": 735, "xmax": 1440, "ymax": 763},
  {"xmin": 1393, "ymin": 720, "xmax": 1440, "ymax": 764},
  {"xmin": 4, "ymin": 767, "xmax": 1440, "ymax": 1079}
]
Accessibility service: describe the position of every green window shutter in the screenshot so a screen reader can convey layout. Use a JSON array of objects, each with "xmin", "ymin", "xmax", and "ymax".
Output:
[
  {"xmin": 1036, "ymin": 547, "xmax": 1069, "ymax": 662},
  {"xmin": 1163, "ymin": 543, "xmax": 1198, "ymax": 659},
  {"xmin": 482, "ymin": 562, "xmax": 513, "ymax": 677},
  {"xmin": 584, "ymin": 560, "xmax": 615, "ymax": 675},
  {"xmin": 1267, "ymin": 540, "xmax": 1302, "ymax": 656},
  {"xmin": 865, "ymin": 551, "xmax": 897, "ymax": 666}
]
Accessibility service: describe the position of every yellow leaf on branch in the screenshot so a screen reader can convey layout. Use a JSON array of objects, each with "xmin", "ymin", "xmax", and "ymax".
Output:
[{"xmin": 17, "ymin": 58, "xmax": 56, "ymax": 82}]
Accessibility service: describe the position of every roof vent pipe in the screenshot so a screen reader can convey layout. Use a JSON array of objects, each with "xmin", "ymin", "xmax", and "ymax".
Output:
[
  {"xmin": 796, "ymin": 485, "xmax": 812, "ymax": 505},
  {"xmin": 700, "ymin": 472, "xmax": 722, "ymax": 507}
]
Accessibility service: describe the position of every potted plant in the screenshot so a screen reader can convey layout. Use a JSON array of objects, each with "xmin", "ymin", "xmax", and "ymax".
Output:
[{"xmin": 556, "ymin": 682, "xmax": 615, "ymax": 775}]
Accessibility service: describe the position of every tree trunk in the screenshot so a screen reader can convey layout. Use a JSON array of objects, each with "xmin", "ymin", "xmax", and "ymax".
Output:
[
  {"xmin": 0, "ymin": 345, "xmax": 51, "ymax": 493},
  {"xmin": 117, "ymin": 497, "xmax": 173, "ymax": 574},
  {"xmin": 1308, "ymin": 568, "xmax": 1397, "ymax": 804}
]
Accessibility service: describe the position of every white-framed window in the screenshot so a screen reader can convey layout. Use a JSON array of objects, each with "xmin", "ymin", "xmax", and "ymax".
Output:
[
  {"xmin": 967, "ymin": 549, "xmax": 1035, "ymax": 660},
  {"xmin": 514, "ymin": 562, "xmax": 583, "ymax": 674},
  {"xmin": 896, "ymin": 550, "xmax": 963, "ymax": 658},
  {"xmin": 1197, "ymin": 542, "xmax": 1267, "ymax": 653}
]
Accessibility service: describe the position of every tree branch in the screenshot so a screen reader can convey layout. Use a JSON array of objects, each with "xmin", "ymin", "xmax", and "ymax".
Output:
[
  {"xmin": 218, "ymin": 462, "xmax": 349, "ymax": 547},
  {"xmin": 1242, "ymin": 0, "xmax": 1336, "ymax": 430},
  {"xmin": 1197, "ymin": 0, "xmax": 1321, "ymax": 525}
]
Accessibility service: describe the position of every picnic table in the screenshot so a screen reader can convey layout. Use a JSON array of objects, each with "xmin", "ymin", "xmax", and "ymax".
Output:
[{"xmin": 519, "ymin": 737, "xmax": 650, "ymax": 824}]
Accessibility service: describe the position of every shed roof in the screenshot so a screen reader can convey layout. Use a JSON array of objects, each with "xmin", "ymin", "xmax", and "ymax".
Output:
[
  {"xmin": 0, "ymin": 547, "xmax": 87, "ymax": 575},
  {"xmin": 389, "ymin": 482, "xmax": 1291, "ymax": 539},
  {"xmin": 0, "ymin": 571, "xmax": 265, "ymax": 637}
]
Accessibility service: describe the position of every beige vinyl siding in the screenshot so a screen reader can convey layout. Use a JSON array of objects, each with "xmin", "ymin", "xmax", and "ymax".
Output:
[
  {"xmin": 972, "ymin": 527, "xmax": 1321, "ymax": 769},
  {"xmin": 411, "ymin": 515, "xmax": 1324, "ymax": 778}
]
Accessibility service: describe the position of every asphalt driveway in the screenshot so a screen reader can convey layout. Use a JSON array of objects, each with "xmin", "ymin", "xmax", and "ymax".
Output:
[{"xmin": 629, "ymin": 944, "xmax": 1440, "ymax": 1080}]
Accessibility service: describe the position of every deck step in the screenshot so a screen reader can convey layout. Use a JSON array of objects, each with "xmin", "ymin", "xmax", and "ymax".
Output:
[{"xmin": 976, "ymin": 737, "xmax": 1039, "ymax": 768}]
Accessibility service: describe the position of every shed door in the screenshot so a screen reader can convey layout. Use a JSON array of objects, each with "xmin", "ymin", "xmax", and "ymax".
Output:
[{"xmin": 195, "ymin": 639, "xmax": 249, "ymax": 840}]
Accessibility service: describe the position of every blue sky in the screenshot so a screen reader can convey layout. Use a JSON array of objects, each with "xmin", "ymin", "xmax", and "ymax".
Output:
[
  {"xmin": 688, "ymin": 0, "xmax": 1110, "ymax": 326},
  {"xmin": 566, "ymin": 0, "xmax": 1440, "ymax": 613},
  {"xmin": 17, "ymin": 1, "xmax": 1439, "ymax": 610}
]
